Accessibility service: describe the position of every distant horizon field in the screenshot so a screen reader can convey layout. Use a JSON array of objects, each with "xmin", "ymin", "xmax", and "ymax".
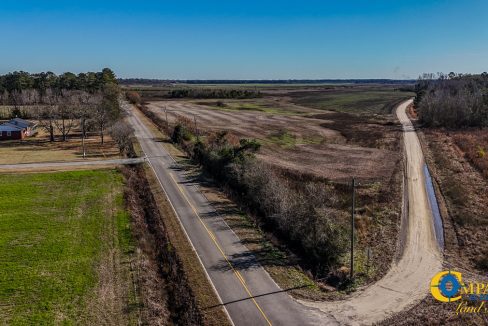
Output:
[{"xmin": 123, "ymin": 82, "xmax": 414, "ymax": 90}]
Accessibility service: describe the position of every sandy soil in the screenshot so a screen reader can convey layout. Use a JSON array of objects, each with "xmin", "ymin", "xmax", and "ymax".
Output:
[
  {"xmin": 298, "ymin": 99, "xmax": 443, "ymax": 325},
  {"xmin": 147, "ymin": 101, "xmax": 398, "ymax": 180}
]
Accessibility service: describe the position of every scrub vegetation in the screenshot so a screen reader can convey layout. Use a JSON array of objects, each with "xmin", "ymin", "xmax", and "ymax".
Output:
[
  {"xmin": 415, "ymin": 72, "xmax": 488, "ymax": 128},
  {"xmin": 411, "ymin": 72, "xmax": 488, "ymax": 272},
  {"xmin": 133, "ymin": 83, "xmax": 405, "ymax": 288}
]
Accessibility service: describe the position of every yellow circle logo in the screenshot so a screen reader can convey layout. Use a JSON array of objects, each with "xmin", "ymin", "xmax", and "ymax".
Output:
[{"xmin": 431, "ymin": 271, "xmax": 463, "ymax": 302}]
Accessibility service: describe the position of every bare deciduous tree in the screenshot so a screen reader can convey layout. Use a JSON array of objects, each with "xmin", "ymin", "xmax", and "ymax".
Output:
[
  {"xmin": 75, "ymin": 91, "xmax": 97, "ymax": 158},
  {"xmin": 94, "ymin": 94, "xmax": 110, "ymax": 145},
  {"xmin": 53, "ymin": 91, "xmax": 78, "ymax": 141},
  {"xmin": 110, "ymin": 120, "xmax": 134, "ymax": 156}
]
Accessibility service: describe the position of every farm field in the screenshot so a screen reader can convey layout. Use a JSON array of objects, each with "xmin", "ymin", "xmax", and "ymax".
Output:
[
  {"xmin": 144, "ymin": 85, "xmax": 413, "ymax": 181},
  {"xmin": 0, "ymin": 170, "xmax": 137, "ymax": 325},
  {"xmin": 287, "ymin": 88, "xmax": 412, "ymax": 114}
]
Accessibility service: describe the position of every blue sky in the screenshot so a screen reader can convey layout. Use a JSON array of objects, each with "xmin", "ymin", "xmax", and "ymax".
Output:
[{"xmin": 0, "ymin": 1, "xmax": 486, "ymax": 79}]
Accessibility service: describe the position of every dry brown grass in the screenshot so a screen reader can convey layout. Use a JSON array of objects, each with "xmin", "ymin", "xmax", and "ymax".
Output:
[
  {"xmin": 0, "ymin": 131, "xmax": 120, "ymax": 164},
  {"xmin": 419, "ymin": 129, "xmax": 488, "ymax": 272},
  {"xmin": 0, "ymin": 164, "xmax": 119, "ymax": 173},
  {"xmin": 83, "ymin": 182, "xmax": 139, "ymax": 325},
  {"xmin": 123, "ymin": 167, "xmax": 171, "ymax": 325},
  {"xmin": 452, "ymin": 130, "xmax": 488, "ymax": 178}
]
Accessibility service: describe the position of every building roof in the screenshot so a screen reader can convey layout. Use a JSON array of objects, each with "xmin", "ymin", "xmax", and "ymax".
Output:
[
  {"xmin": 9, "ymin": 118, "xmax": 35, "ymax": 128},
  {"xmin": 0, "ymin": 123, "xmax": 23, "ymax": 132}
]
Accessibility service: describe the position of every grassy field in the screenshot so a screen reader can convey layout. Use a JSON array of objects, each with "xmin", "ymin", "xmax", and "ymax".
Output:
[
  {"xmin": 0, "ymin": 170, "xmax": 136, "ymax": 325},
  {"xmin": 289, "ymin": 89, "xmax": 414, "ymax": 114}
]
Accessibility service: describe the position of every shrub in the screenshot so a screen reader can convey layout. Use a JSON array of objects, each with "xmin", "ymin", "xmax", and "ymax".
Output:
[
  {"xmin": 126, "ymin": 91, "xmax": 141, "ymax": 104},
  {"xmin": 171, "ymin": 124, "xmax": 192, "ymax": 143},
  {"xmin": 478, "ymin": 146, "xmax": 486, "ymax": 158}
]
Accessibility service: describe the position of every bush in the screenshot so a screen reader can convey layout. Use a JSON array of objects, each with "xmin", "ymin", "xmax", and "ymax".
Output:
[
  {"xmin": 171, "ymin": 124, "xmax": 193, "ymax": 143},
  {"xmin": 478, "ymin": 146, "xmax": 486, "ymax": 158},
  {"xmin": 126, "ymin": 91, "xmax": 142, "ymax": 104}
]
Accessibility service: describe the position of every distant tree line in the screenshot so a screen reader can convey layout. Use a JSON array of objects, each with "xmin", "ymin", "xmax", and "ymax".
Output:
[
  {"xmin": 0, "ymin": 68, "xmax": 118, "ymax": 94},
  {"xmin": 118, "ymin": 78, "xmax": 415, "ymax": 86},
  {"xmin": 167, "ymin": 88, "xmax": 259, "ymax": 99},
  {"xmin": 415, "ymin": 72, "xmax": 488, "ymax": 128}
]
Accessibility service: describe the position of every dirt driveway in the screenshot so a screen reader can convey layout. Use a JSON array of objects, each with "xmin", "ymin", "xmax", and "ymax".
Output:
[{"xmin": 299, "ymin": 99, "xmax": 443, "ymax": 325}]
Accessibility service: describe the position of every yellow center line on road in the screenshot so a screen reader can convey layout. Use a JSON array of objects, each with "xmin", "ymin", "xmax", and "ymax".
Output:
[{"xmin": 169, "ymin": 172, "xmax": 272, "ymax": 326}]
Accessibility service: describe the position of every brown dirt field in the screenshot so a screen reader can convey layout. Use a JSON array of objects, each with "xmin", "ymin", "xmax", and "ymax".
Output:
[{"xmin": 146, "ymin": 100, "xmax": 400, "ymax": 181}]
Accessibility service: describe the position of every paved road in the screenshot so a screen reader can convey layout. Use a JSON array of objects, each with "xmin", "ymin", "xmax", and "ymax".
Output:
[
  {"xmin": 127, "ymin": 107, "xmax": 332, "ymax": 326},
  {"xmin": 301, "ymin": 99, "xmax": 443, "ymax": 325},
  {"xmin": 0, "ymin": 157, "xmax": 145, "ymax": 170}
]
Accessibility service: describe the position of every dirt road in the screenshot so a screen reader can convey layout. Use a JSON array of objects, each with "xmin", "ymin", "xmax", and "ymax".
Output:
[{"xmin": 299, "ymin": 99, "xmax": 443, "ymax": 324}]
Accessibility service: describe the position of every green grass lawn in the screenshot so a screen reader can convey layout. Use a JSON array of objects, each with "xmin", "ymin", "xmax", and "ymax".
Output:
[
  {"xmin": 0, "ymin": 170, "xmax": 134, "ymax": 325},
  {"xmin": 290, "ymin": 90, "xmax": 414, "ymax": 114}
]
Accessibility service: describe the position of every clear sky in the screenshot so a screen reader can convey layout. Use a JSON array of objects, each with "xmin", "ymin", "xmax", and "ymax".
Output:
[{"xmin": 0, "ymin": 0, "xmax": 486, "ymax": 79}]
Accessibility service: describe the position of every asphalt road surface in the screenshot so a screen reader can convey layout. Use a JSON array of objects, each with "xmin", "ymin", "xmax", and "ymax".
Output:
[{"xmin": 127, "ymin": 107, "xmax": 332, "ymax": 326}]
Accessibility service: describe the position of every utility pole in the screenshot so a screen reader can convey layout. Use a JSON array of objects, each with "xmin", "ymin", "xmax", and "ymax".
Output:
[
  {"xmin": 350, "ymin": 177, "xmax": 356, "ymax": 279},
  {"xmin": 81, "ymin": 118, "xmax": 86, "ymax": 159},
  {"xmin": 164, "ymin": 106, "xmax": 169, "ymax": 130}
]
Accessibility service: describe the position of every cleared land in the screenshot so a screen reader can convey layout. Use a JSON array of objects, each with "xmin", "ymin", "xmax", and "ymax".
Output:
[
  {"xmin": 0, "ymin": 131, "xmax": 120, "ymax": 165},
  {"xmin": 146, "ymin": 87, "xmax": 411, "ymax": 181},
  {"xmin": 287, "ymin": 88, "xmax": 410, "ymax": 114},
  {"xmin": 0, "ymin": 170, "xmax": 137, "ymax": 325},
  {"xmin": 134, "ymin": 85, "xmax": 412, "ymax": 294}
]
